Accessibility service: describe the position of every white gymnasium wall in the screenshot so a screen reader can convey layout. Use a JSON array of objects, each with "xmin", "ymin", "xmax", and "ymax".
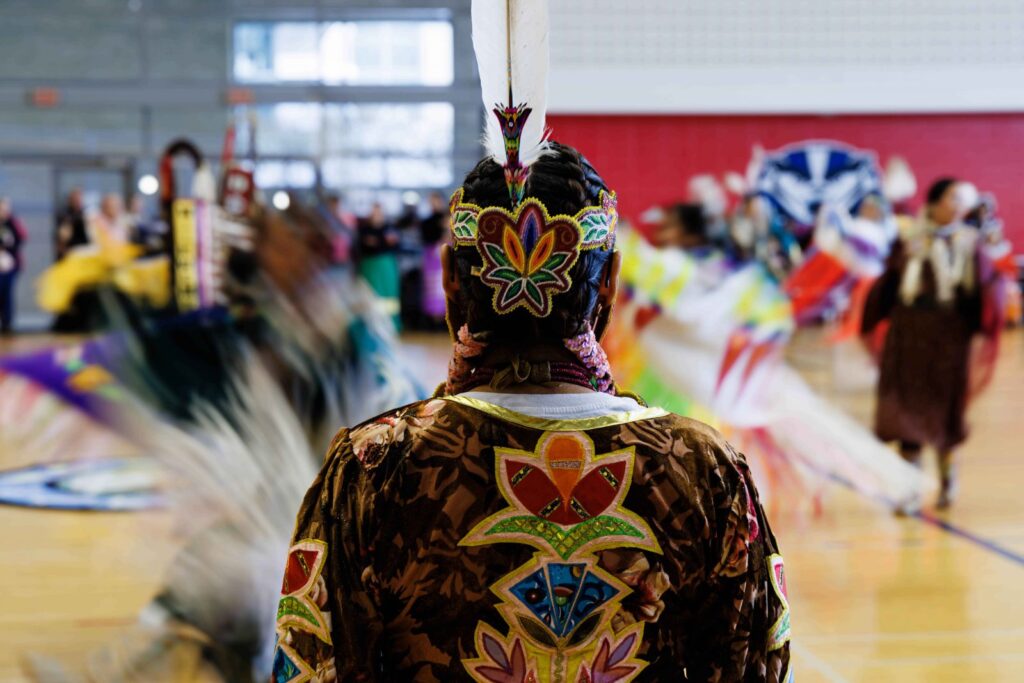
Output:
[{"xmin": 548, "ymin": 0, "xmax": 1024, "ymax": 113}]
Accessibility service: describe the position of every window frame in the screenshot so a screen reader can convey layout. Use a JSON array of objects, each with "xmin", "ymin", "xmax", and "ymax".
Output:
[{"xmin": 224, "ymin": 6, "xmax": 478, "ymax": 199}]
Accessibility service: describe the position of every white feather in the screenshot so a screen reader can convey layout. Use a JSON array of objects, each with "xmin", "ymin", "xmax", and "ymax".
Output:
[
  {"xmin": 472, "ymin": 0, "xmax": 550, "ymax": 166},
  {"xmin": 748, "ymin": 145, "xmax": 766, "ymax": 187},
  {"xmin": 883, "ymin": 156, "xmax": 917, "ymax": 203},
  {"xmin": 723, "ymin": 171, "xmax": 748, "ymax": 197}
]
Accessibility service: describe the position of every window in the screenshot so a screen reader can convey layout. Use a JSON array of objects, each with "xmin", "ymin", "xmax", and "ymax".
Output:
[
  {"xmin": 320, "ymin": 155, "xmax": 451, "ymax": 189},
  {"xmin": 321, "ymin": 157, "xmax": 386, "ymax": 188},
  {"xmin": 233, "ymin": 20, "xmax": 454, "ymax": 86},
  {"xmin": 254, "ymin": 160, "xmax": 317, "ymax": 189},
  {"xmin": 385, "ymin": 157, "xmax": 452, "ymax": 187},
  {"xmin": 243, "ymin": 102, "xmax": 454, "ymax": 190},
  {"xmin": 231, "ymin": 13, "xmax": 461, "ymax": 196},
  {"xmin": 323, "ymin": 103, "xmax": 453, "ymax": 155},
  {"xmin": 251, "ymin": 103, "xmax": 322, "ymax": 157}
]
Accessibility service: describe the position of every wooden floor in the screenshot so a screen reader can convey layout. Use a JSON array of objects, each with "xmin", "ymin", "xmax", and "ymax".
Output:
[{"xmin": 1, "ymin": 329, "xmax": 1023, "ymax": 682}]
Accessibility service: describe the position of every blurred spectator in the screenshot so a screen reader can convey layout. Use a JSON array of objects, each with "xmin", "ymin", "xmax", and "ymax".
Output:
[
  {"xmin": 90, "ymin": 193, "xmax": 131, "ymax": 249},
  {"xmin": 419, "ymin": 191, "xmax": 449, "ymax": 328},
  {"xmin": 0, "ymin": 197, "xmax": 26, "ymax": 334},
  {"xmin": 128, "ymin": 194, "xmax": 166, "ymax": 255},
  {"xmin": 55, "ymin": 187, "xmax": 89, "ymax": 260},
  {"xmin": 420, "ymin": 191, "xmax": 447, "ymax": 246},
  {"xmin": 396, "ymin": 196, "xmax": 426, "ymax": 329},
  {"xmin": 357, "ymin": 202, "xmax": 401, "ymax": 327}
]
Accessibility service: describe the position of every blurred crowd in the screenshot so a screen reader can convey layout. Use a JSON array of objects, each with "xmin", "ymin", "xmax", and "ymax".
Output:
[
  {"xmin": 3, "ymin": 149, "xmax": 1019, "ymax": 339},
  {"xmin": 55, "ymin": 189, "xmax": 165, "ymax": 262},
  {"xmin": 0, "ymin": 184, "xmax": 454, "ymax": 336},
  {"xmin": 644, "ymin": 169, "xmax": 1020, "ymax": 328},
  {"xmin": 321, "ymin": 190, "xmax": 450, "ymax": 332}
]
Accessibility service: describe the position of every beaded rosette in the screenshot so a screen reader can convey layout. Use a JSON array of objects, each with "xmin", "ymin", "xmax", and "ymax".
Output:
[{"xmin": 449, "ymin": 186, "xmax": 618, "ymax": 317}]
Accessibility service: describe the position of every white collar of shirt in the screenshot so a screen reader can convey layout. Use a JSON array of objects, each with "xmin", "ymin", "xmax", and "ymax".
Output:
[{"xmin": 460, "ymin": 391, "xmax": 643, "ymax": 420}]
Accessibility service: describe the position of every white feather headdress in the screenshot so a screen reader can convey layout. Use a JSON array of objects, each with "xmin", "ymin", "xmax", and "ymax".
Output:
[{"xmin": 471, "ymin": 0, "xmax": 550, "ymax": 203}]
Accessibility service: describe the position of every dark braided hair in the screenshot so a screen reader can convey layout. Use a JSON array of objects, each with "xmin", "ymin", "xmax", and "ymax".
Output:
[{"xmin": 451, "ymin": 141, "xmax": 614, "ymax": 343}]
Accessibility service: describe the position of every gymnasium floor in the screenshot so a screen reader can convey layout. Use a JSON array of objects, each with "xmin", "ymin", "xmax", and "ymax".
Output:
[{"xmin": 1, "ymin": 329, "xmax": 1022, "ymax": 682}]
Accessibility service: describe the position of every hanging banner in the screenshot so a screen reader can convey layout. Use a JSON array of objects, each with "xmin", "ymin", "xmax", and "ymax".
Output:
[{"xmin": 172, "ymin": 199, "xmax": 200, "ymax": 311}]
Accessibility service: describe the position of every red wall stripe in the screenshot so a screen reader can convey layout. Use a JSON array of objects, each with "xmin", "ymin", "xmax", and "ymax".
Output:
[{"xmin": 548, "ymin": 113, "xmax": 1024, "ymax": 250}]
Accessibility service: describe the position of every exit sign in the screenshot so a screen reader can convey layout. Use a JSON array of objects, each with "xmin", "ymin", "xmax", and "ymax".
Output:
[{"xmin": 29, "ymin": 87, "xmax": 61, "ymax": 108}]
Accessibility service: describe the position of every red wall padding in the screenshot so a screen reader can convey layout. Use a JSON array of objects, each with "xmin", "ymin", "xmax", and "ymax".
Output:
[{"xmin": 547, "ymin": 113, "xmax": 1024, "ymax": 249}]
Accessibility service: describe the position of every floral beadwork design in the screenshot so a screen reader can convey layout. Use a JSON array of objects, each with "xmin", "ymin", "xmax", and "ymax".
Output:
[
  {"xmin": 461, "ymin": 431, "xmax": 661, "ymax": 682},
  {"xmin": 450, "ymin": 188, "xmax": 479, "ymax": 243},
  {"xmin": 462, "ymin": 432, "xmax": 660, "ymax": 559},
  {"xmin": 476, "ymin": 200, "xmax": 581, "ymax": 317},
  {"xmin": 448, "ymin": 190, "xmax": 617, "ymax": 252},
  {"xmin": 276, "ymin": 540, "xmax": 332, "ymax": 645},
  {"xmin": 274, "ymin": 539, "xmax": 335, "ymax": 683},
  {"xmin": 575, "ymin": 191, "xmax": 619, "ymax": 250},
  {"xmin": 447, "ymin": 188, "xmax": 619, "ymax": 319}
]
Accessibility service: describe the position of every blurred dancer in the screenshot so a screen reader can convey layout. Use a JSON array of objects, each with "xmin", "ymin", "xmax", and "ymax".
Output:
[
  {"xmin": 357, "ymin": 202, "xmax": 401, "ymax": 327},
  {"xmin": 655, "ymin": 202, "xmax": 711, "ymax": 252},
  {"xmin": 0, "ymin": 198, "xmax": 25, "ymax": 333},
  {"xmin": 55, "ymin": 187, "xmax": 89, "ymax": 260},
  {"xmin": 11, "ymin": 195, "xmax": 421, "ymax": 682},
  {"xmin": 732, "ymin": 194, "xmax": 800, "ymax": 278},
  {"xmin": 687, "ymin": 174, "xmax": 731, "ymax": 248},
  {"xmin": 273, "ymin": 3, "xmax": 790, "ymax": 680},
  {"xmin": 967, "ymin": 194, "xmax": 1021, "ymax": 326},
  {"xmin": 862, "ymin": 178, "xmax": 999, "ymax": 509}
]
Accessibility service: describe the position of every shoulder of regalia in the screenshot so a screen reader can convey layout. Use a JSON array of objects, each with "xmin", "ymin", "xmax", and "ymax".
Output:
[
  {"xmin": 332, "ymin": 398, "xmax": 452, "ymax": 471},
  {"xmin": 634, "ymin": 410, "xmax": 742, "ymax": 463}
]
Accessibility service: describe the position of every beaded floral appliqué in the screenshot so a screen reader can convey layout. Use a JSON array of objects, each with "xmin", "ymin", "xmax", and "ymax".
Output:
[{"xmin": 461, "ymin": 431, "xmax": 661, "ymax": 682}]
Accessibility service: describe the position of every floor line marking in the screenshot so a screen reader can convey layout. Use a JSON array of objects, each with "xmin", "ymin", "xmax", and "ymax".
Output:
[
  {"xmin": 818, "ymin": 469, "xmax": 1024, "ymax": 569},
  {"xmin": 914, "ymin": 511, "xmax": 1024, "ymax": 568}
]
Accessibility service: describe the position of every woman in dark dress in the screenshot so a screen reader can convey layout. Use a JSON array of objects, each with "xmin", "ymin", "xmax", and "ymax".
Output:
[
  {"xmin": 862, "ymin": 178, "xmax": 998, "ymax": 509},
  {"xmin": 357, "ymin": 202, "xmax": 401, "ymax": 329}
]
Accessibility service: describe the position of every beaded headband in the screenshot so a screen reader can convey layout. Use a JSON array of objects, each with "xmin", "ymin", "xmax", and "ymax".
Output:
[{"xmin": 449, "ymin": 188, "xmax": 618, "ymax": 317}]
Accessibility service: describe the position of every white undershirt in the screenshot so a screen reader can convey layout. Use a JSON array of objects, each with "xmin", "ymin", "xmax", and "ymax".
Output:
[{"xmin": 460, "ymin": 391, "xmax": 643, "ymax": 420}]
